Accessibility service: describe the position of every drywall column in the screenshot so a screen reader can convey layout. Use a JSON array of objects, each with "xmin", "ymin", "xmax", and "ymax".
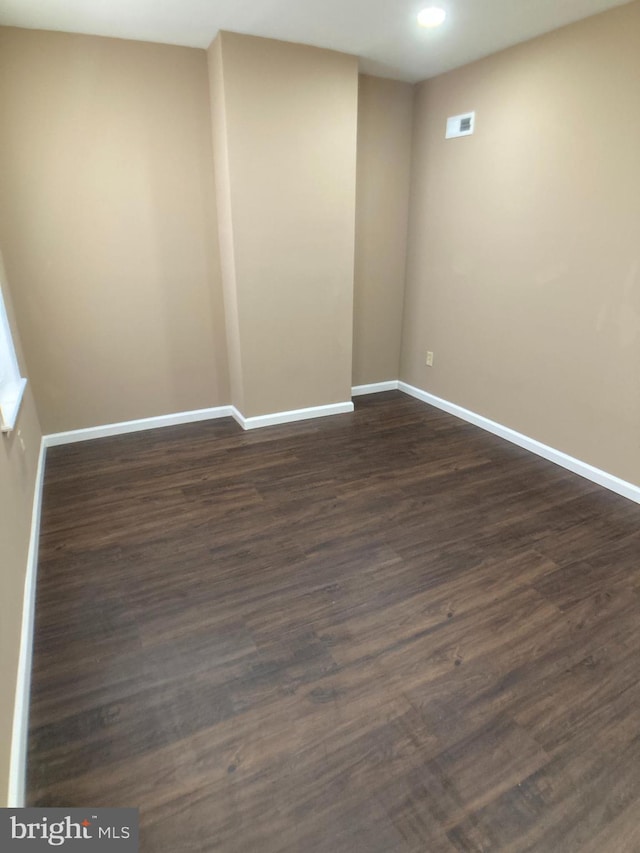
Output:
[
  {"xmin": 207, "ymin": 33, "xmax": 358, "ymax": 419},
  {"xmin": 353, "ymin": 75, "xmax": 414, "ymax": 387},
  {"xmin": 208, "ymin": 37, "xmax": 245, "ymax": 414}
]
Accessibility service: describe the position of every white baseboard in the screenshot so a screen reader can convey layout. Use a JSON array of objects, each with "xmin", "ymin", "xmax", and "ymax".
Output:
[
  {"xmin": 44, "ymin": 401, "xmax": 358, "ymax": 444},
  {"xmin": 8, "ymin": 437, "xmax": 46, "ymax": 807},
  {"xmin": 351, "ymin": 381, "xmax": 399, "ymax": 396},
  {"xmin": 43, "ymin": 406, "xmax": 234, "ymax": 447},
  {"xmin": 399, "ymin": 381, "xmax": 640, "ymax": 504},
  {"xmin": 230, "ymin": 407, "xmax": 244, "ymax": 429},
  {"xmin": 232, "ymin": 401, "xmax": 354, "ymax": 431}
]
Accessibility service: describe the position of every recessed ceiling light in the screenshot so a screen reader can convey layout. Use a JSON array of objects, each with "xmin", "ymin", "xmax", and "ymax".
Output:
[{"xmin": 417, "ymin": 7, "xmax": 446, "ymax": 28}]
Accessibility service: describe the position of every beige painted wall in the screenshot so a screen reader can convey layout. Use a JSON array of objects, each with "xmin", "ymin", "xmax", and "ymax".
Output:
[
  {"xmin": 353, "ymin": 75, "xmax": 414, "ymax": 387},
  {"xmin": 213, "ymin": 32, "xmax": 358, "ymax": 418},
  {"xmin": 0, "ymin": 28, "xmax": 229, "ymax": 434},
  {"xmin": 401, "ymin": 1, "xmax": 640, "ymax": 486},
  {"xmin": 0, "ymin": 250, "xmax": 42, "ymax": 804}
]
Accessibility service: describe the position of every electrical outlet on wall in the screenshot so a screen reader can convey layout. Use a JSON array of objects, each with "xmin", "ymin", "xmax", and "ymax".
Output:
[{"xmin": 426, "ymin": 351, "xmax": 434, "ymax": 367}]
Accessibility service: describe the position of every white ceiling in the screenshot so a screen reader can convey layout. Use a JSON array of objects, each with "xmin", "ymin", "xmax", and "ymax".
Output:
[{"xmin": 0, "ymin": 0, "xmax": 632, "ymax": 82}]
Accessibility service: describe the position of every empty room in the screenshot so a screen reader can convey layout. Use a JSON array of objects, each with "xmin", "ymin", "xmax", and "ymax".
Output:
[{"xmin": 1, "ymin": 0, "xmax": 639, "ymax": 849}]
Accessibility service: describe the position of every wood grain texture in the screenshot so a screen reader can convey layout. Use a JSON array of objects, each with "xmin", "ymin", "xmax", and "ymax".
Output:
[{"xmin": 28, "ymin": 392, "xmax": 640, "ymax": 851}]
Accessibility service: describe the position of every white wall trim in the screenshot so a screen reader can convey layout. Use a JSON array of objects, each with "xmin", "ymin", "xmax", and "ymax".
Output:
[
  {"xmin": 43, "ymin": 406, "xmax": 234, "ymax": 447},
  {"xmin": 351, "ymin": 381, "xmax": 399, "ymax": 396},
  {"xmin": 233, "ymin": 401, "xmax": 354, "ymax": 431},
  {"xmin": 229, "ymin": 406, "xmax": 245, "ymax": 429},
  {"xmin": 43, "ymin": 400, "xmax": 358, "ymax": 445},
  {"xmin": 8, "ymin": 437, "xmax": 46, "ymax": 807},
  {"xmin": 399, "ymin": 381, "xmax": 640, "ymax": 504}
]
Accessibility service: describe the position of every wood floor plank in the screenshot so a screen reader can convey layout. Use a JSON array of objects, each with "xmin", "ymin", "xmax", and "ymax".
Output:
[{"xmin": 28, "ymin": 391, "xmax": 640, "ymax": 851}]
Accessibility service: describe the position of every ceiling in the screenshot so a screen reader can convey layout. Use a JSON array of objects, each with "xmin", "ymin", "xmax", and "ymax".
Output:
[{"xmin": 0, "ymin": 0, "xmax": 632, "ymax": 82}]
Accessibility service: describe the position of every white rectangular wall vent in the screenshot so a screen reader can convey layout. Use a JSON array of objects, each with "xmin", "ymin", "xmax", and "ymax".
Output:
[{"xmin": 446, "ymin": 111, "xmax": 475, "ymax": 139}]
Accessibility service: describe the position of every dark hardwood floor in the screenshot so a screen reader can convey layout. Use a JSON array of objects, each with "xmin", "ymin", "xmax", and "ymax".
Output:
[{"xmin": 28, "ymin": 391, "xmax": 640, "ymax": 852}]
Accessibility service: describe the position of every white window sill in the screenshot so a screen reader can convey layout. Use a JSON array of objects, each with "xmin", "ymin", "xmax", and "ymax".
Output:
[{"xmin": 1, "ymin": 377, "xmax": 27, "ymax": 433}]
